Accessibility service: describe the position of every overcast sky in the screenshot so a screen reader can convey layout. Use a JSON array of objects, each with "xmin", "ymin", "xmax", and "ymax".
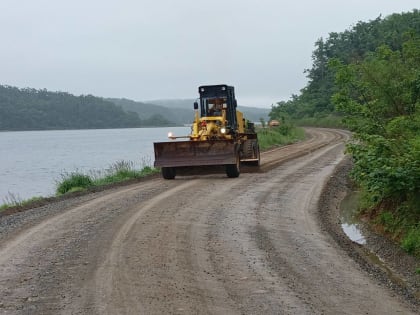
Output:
[{"xmin": 0, "ymin": 1, "xmax": 418, "ymax": 108}]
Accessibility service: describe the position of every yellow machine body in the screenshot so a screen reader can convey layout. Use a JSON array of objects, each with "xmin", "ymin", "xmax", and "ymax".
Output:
[{"xmin": 154, "ymin": 84, "xmax": 259, "ymax": 179}]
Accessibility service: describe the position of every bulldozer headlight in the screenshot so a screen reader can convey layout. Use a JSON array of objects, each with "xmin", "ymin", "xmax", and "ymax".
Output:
[
  {"xmin": 220, "ymin": 127, "xmax": 226, "ymax": 134},
  {"xmin": 168, "ymin": 132, "xmax": 174, "ymax": 139}
]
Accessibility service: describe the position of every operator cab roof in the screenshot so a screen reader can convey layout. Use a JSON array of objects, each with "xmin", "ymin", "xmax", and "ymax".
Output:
[{"xmin": 198, "ymin": 84, "xmax": 234, "ymax": 98}]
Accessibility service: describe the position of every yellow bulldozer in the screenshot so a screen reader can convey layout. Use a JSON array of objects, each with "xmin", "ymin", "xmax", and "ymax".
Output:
[{"xmin": 154, "ymin": 84, "xmax": 260, "ymax": 179}]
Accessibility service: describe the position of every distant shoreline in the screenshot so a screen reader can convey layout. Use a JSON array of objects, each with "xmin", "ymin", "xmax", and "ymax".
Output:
[{"xmin": 0, "ymin": 125, "xmax": 181, "ymax": 133}]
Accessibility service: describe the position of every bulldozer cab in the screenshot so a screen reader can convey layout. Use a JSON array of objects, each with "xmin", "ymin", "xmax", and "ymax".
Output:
[
  {"xmin": 206, "ymin": 98, "xmax": 225, "ymax": 116},
  {"xmin": 199, "ymin": 85, "xmax": 238, "ymax": 131}
]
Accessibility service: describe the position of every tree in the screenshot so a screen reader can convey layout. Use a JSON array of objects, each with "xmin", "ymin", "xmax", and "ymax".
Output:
[
  {"xmin": 0, "ymin": 85, "xmax": 147, "ymax": 130},
  {"xmin": 332, "ymin": 36, "xmax": 420, "ymax": 209},
  {"xmin": 270, "ymin": 10, "xmax": 420, "ymax": 121}
]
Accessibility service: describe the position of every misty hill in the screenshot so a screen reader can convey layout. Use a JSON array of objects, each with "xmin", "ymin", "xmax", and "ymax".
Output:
[
  {"xmin": 108, "ymin": 98, "xmax": 193, "ymax": 126},
  {"xmin": 145, "ymin": 99, "xmax": 270, "ymax": 123},
  {"xmin": 146, "ymin": 99, "xmax": 195, "ymax": 109},
  {"xmin": 0, "ymin": 84, "xmax": 270, "ymax": 131},
  {"xmin": 0, "ymin": 85, "xmax": 174, "ymax": 131}
]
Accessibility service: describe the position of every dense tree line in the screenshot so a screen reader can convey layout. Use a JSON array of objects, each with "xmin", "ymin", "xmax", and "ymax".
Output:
[
  {"xmin": 270, "ymin": 9, "xmax": 420, "ymax": 120},
  {"xmin": 0, "ymin": 85, "xmax": 173, "ymax": 130},
  {"xmin": 270, "ymin": 10, "xmax": 420, "ymax": 257},
  {"xmin": 333, "ymin": 35, "xmax": 420, "ymax": 256}
]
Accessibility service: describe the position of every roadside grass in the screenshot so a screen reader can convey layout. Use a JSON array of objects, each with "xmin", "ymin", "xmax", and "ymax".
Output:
[
  {"xmin": 257, "ymin": 124, "xmax": 305, "ymax": 151},
  {"xmin": 56, "ymin": 173, "xmax": 94, "ymax": 195},
  {"xmin": 56, "ymin": 160, "xmax": 159, "ymax": 195},
  {"xmin": 292, "ymin": 114, "xmax": 346, "ymax": 129},
  {"xmin": 0, "ymin": 192, "xmax": 44, "ymax": 212},
  {"xmin": 0, "ymin": 159, "xmax": 160, "ymax": 211},
  {"xmin": 363, "ymin": 196, "xmax": 420, "ymax": 259},
  {"xmin": 401, "ymin": 226, "xmax": 420, "ymax": 258},
  {"xmin": 93, "ymin": 161, "xmax": 156, "ymax": 186},
  {"xmin": 377, "ymin": 212, "xmax": 420, "ymax": 259}
]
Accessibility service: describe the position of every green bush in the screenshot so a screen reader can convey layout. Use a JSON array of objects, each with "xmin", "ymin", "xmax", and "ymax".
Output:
[
  {"xmin": 55, "ymin": 160, "xmax": 159, "ymax": 196},
  {"xmin": 56, "ymin": 173, "xmax": 93, "ymax": 195},
  {"xmin": 0, "ymin": 195, "xmax": 44, "ymax": 211},
  {"xmin": 96, "ymin": 161, "xmax": 140, "ymax": 185},
  {"xmin": 401, "ymin": 226, "xmax": 420, "ymax": 257},
  {"xmin": 378, "ymin": 211, "xmax": 395, "ymax": 228},
  {"xmin": 139, "ymin": 166, "xmax": 156, "ymax": 176},
  {"xmin": 258, "ymin": 125, "xmax": 305, "ymax": 150},
  {"xmin": 293, "ymin": 115, "xmax": 346, "ymax": 128},
  {"xmin": 331, "ymin": 37, "xmax": 420, "ymax": 258}
]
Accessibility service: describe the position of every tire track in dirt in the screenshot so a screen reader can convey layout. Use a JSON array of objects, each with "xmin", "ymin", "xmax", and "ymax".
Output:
[{"xmin": 0, "ymin": 128, "xmax": 415, "ymax": 314}]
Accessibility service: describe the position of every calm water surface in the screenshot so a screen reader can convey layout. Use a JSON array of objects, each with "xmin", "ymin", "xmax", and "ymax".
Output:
[{"xmin": 0, "ymin": 127, "xmax": 189, "ymax": 204}]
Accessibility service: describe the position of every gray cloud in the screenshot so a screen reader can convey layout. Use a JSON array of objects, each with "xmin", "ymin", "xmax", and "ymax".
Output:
[{"xmin": 0, "ymin": 0, "xmax": 418, "ymax": 107}]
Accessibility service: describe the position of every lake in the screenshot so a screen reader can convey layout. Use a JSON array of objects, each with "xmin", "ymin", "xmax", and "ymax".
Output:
[{"xmin": 0, "ymin": 126, "xmax": 190, "ymax": 204}]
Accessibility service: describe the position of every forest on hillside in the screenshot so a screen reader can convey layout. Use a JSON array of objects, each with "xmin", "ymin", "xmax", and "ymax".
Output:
[
  {"xmin": 270, "ymin": 10, "xmax": 420, "ymax": 257},
  {"xmin": 0, "ymin": 85, "xmax": 174, "ymax": 130},
  {"xmin": 144, "ymin": 99, "xmax": 270, "ymax": 123},
  {"xmin": 0, "ymin": 85, "xmax": 269, "ymax": 131},
  {"xmin": 270, "ymin": 9, "xmax": 420, "ymax": 120}
]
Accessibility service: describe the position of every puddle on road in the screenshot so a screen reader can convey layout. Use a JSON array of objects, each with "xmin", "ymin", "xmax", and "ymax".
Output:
[
  {"xmin": 339, "ymin": 191, "xmax": 410, "ymax": 290},
  {"xmin": 340, "ymin": 191, "xmax": 366, "ymax": 245},
  {"xmin": 364, "ymin": 247, "xmax": 408, "ymax": 288},
  {"xmin": 341, "ymin": 223, "xmax": 366, "ymax": 245}
]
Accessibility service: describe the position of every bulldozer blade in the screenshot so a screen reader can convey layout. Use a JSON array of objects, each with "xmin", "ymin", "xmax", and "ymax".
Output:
[{"xmin": 154, "ymin": 140, "xmax": 237, "ymax": 168}]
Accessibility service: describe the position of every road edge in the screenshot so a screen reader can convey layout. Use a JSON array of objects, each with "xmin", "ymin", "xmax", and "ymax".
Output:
[{"xmin": 317, "ymin": 156, "xmax": 419, "ymax": 308}]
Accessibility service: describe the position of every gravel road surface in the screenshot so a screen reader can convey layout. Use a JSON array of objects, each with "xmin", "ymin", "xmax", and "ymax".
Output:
[{"xmin": 0, "ymin": 128, "xmax": 415, "ymax": 314}]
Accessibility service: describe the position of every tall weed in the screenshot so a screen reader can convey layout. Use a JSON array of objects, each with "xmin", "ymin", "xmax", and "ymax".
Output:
[
  {"xmin": 401, "ymin": 226, "xmax": 420, "ymax": 257},
  {"xmin": 56, "ymin": 172, "xmax": 93, "ymax": 195},
  {"xmin": 55, "ymin": 159, "xmax": 158, "ymax": 195},
  {"xmin": 1, "ymin": 192, "xmax": 44, "ymax": 211}
]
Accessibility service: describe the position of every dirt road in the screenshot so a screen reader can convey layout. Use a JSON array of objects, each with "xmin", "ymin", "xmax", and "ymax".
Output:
[{"xmin": 0, "ymin": 128, "xmax": 415, "ymax": 314}]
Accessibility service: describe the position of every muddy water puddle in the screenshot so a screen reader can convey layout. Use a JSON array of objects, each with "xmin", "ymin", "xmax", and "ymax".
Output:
[
  {"xmin": 339, "ymin": 191, "xmax": 410, "ymax": 289},
  {"xmin": 340, "ymin": 191, "xmax": 366, "ymax": 245}
]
